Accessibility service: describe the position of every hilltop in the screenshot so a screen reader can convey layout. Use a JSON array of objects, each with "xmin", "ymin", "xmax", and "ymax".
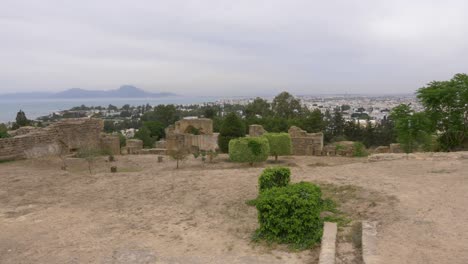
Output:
[{"xmin": 0, "ymin": 85, "xmax": 177, "ymax": 99}]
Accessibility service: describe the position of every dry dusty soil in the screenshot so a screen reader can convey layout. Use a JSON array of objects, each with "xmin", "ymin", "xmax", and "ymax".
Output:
[{"xmin": 0, "ymin": 153, "xmax": 467, "ymax": 264}]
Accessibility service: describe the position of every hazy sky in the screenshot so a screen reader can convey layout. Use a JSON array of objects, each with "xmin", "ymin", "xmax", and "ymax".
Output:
[{"xmin": 1, "ymin": 0, "xmax": 467, "ymax": 96}]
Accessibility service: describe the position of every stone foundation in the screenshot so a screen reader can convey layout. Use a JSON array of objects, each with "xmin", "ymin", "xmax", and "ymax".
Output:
[
  {"xmin": 100, "ymin": 134, "xmax": 121, "ymax": 155},
  {"xmin": 288, "ymin": 126, "xmax": 323, "ymax": 156},
  {"xmin": 125, "ymin": 139, "xmax": 143, "ymax": 154},
  {"xmin": 0, "ymin": 118, "xmax": 105, "ymax": 161}
]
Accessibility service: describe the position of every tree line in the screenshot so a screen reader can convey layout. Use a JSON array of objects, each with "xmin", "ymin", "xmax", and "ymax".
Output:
[{"xmin": 2, "ymin": 73, "xmax": 466, "ymax": 152}]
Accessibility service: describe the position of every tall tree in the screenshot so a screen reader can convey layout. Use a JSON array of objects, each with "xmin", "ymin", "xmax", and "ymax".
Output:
[
  {"xmin": 390, "ymin": 104, "xmax": 433, "ymax": 153},
  {"xmin": 271, "ymin": 92, "xmax": 303, "ymax": 119},
  {"xmin": 218, "ymin": 113, "xmax": 245, "ymax": 153},
  {"xmin": 15, "ymin": 110, "xmax": 30, "ymax": 128},
  {"xmin": 141, "ymin": 104, "xmax": 180, "ymax": 128},
  {"xmin": 134, "ymin": 126, "xmax": 154, "ymax": 148},
  {"xmin": 300, "ymin": 109, "xmax": 324, "ymax": 133},
  {"xmin": 245, "ymin": 97, "xmax": 272, "ymax": 118},
  {"xmin": 143, "ymin": 121, "xmax": 165, "ymax": 140},
  {"xmin": 203, "ymin": 106, "xmax": 217, "ymax": 119},
  {"xmin": 417, "ymin": 73, "xmax": 468, "ymax": 150}
]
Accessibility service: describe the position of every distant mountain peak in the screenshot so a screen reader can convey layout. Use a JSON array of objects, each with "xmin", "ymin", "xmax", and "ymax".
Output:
[
  {"xmin": 0, "ymin": 86, "xmax": 177, "ymax": 99},
  {"xmin": 118, "ymin": 85, "xmax": 139, "ymax": 91}
]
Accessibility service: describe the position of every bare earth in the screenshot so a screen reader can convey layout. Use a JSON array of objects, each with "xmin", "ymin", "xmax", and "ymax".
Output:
[{"xmin": 0, "ymin": 153, "xmax": 467, "ymax": 264}]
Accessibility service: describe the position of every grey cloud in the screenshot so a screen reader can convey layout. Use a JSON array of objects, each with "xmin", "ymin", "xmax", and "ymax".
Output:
[{"xmin": 1, "ymin": 0, "xmax": 467, "ymax": 96}]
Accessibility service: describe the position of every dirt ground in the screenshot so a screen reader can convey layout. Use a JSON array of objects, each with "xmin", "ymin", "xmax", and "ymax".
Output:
[{"xmin": 0, "ymin": 153, "xmax": 467, "ymax": 264}]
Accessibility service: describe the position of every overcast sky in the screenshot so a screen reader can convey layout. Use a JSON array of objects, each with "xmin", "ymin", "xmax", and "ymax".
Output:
[{"xmin": 1, "ymin": 0, "xmax": 467, "ymax": 96}]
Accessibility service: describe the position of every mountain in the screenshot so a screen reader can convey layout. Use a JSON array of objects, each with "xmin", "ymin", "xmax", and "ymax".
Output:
[{"xmin": 0, "ymin": 85, "xmax": 177, "ymax": 99}]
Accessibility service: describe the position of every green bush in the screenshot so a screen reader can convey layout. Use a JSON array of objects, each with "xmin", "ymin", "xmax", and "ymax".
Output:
[
  {"xmin": 0, "ymin": 123, "xmax": 9, "ymax": 138},
  {"xmin": 229, "ymin": 137, "xmax": 269, "ymax": 165},
  {"xmin": 255, "ymin": 182, "xmax": 323, "ymax": 249},
  {"xmin": 259, "ymin": 167, "xmax": 291, "ymax": 192},
  {"xmin": 218, "ymin": 113, "xmax": 245, "ymax": 153},
  {"xmin": 352, "ymin": 142, "xmax": 368, "ymax": 157},
  {"xmin": 118, "ymin": 132, "xmax": 127, "ymax": 147},
  {"xmin": 262, "ymin": 132, "xmax": 292, "ymax": 161},
  {"xmin": 134, "ymin": 126, "xmax": 154, "ymax": 148}
]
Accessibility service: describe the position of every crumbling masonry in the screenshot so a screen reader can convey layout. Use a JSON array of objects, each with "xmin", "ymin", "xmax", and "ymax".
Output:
[
  {"xmin": 165, "ymin": 118, "xmax": 219, "ymax": 153},
  {"xmin": 0, "ymin": 118, "xmax": 120, "ymax": 161},
  {"xmin": 248, "ymin": 124, "xmax": 324, "ymax": 156}
]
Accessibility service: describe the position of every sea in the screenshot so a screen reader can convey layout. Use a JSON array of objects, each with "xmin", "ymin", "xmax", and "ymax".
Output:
[{"xmin": 0, "ymin": 96, "xmax": 222, "ymax": 123}]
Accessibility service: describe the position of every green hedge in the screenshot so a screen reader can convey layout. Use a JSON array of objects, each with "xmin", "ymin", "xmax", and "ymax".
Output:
[
  {"xmin": 255, "ymin": 182, "xmax": 323, "ymax": 248},
  {"xmin": 229, "ymin": 137, "xmax": 269, "ymax": 164},
  {"xmin": 262, "ymin": 132, "xmax": 292, "ymax": 160},
  {"xmin": 352, "ymin": 142, "xmax": 368, "ymax": 157},
  {"xmin": 259, "ymin": 167, "xmax": 291, "ymax": 193}
]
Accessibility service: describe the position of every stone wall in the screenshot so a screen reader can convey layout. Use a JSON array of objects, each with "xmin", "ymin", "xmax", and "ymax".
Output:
[
  {"xmin": 0, "ymin": 118, "xmax": 104, "ymax": 161},
  {"xmin": 390, "ymin": 143, "xmax": 402, "ymax": 153},
  {"xmin": 173, "ymin": 118, "xmax": 213, "ymax": 134},
  {"xmin": 125, "ymin": 139, "xmax": 143, "ymax": 154},
  {"xmin": 100, "ymin": 134, "xmax": 121, "ymax": 155},
  {"xmin": 288, "ymin": 126, "xmax": 324, "ymax": 156},
  {"xmin": 249, "ymin": 125, "xmax": 266, "ymax": 137},
  {"xmin": 166, "ymin": 118, "xmax": 218, "ymax": 153}
]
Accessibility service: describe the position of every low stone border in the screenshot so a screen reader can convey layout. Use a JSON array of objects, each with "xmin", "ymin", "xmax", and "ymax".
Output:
[
  {"xmin": 362, "ymin": 221, "xmax": 379, "ymax": 264},
  {"xmin": 319, "ymin": 222, "xmax": 337, "ymax": 264}
]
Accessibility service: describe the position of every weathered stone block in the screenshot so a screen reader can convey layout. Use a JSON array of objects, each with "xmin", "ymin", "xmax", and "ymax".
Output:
[{"xmin": 249, "ymin": 125, "xmax": 266, "ymax": 137}]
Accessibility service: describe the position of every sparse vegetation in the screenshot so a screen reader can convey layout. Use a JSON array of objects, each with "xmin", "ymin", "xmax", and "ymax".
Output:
[
  {"xmin": 168, "ymin": 148, "xmax": 189, "ymax": 169},
  {"xmin": 76, "ymin": 147, "xmax": 106, "ymax": 174},
  {"xmin": 352, "ymin": 142, "xmax": 368, "ymax": 157},
  {"xmin": 118, "ymin": 132, "xmax": 126, "ymax": 147}
]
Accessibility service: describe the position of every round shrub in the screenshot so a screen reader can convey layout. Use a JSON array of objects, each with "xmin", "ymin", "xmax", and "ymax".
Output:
[
  {"xmin": 352, "ymin": 142, "xmax": 368, "ymax": 157},
  {"xmin": 262, "ymin": 132, "xmax": 292, "ymax": 161},
  {"xmin": 229, "ymin": 137, "xmax": 269, "ymax": 164},
  {"xmin": 255, "ymin": 182, "xmax": 323, "ymax": 248},
  {"xmin": 259, "ymin": 167, "xmax": 291, "ymax": 193}
]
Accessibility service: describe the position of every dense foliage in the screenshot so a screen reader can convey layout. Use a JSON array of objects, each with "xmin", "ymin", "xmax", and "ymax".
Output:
[
  {"xmin": 390, "ymin": 104, "xmax": 433, "ymax": 153},
  {"xmin": 255, "ymin": 182, "xmax": 323, "ymax": 249},
  {"xmin": 218, "ymin": 113, "xmax": 246, "ymax": 153},
  {"xmin": 11, "ymin": 110, "xmax": 31, "ymax": 129},
  {"xmin": 141, "ymin": 104, "xmax": 180, "ymax": 128},
  {"xmin": 262, "ymin": 132, "xmax": 292, "ymax": 161},
  {"xmin": 417, "ymin": 73, "xmax": 468, "ymax": 150},
  {"xmin": 258, "ymin": 167, "xmax": 291, "ymax": 193},
  {"xmin": 51, "ymin": 91, "xmax": 399, "ymax": 149},
  {"xmin": 0, "ymin": 124, "xmax": 9, "ymax": 138},
  {"xmin": 134, "ymin": 126, "xmax": 154, "ymax": 148},
  {"xmin": 228, "ymin": 137, "xmax": 269, "ymax": 164}
]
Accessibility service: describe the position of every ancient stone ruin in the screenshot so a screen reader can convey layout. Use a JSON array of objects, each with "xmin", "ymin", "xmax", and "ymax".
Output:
[
  {"xmin": 123, "ymin": 139, "xmax": 144, "ymax": 154},
  {"xmin": 248, "ymin": 124, "xmax": 324, "ymax": 156},
  {"xmin": 100, "ymin": 134, "xmax": 121, "ymax": 155},
  {"xmin": 287, "ymin": 126, "xmax": 324, "ymax": 156},
  {"xmin": 0, "ymin": 118, "xmax": 120, "ymax": 161},
  {"xmin": 249, "ymin": 124, "xmax": 266, "ymax": 137},
  {"xmin": 322, "ymin": 141, "xmax": 356, "ymax": 156},
  {"xmin": 165, "ymin": 118, "xmax": 219, "ymax": 153}
]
